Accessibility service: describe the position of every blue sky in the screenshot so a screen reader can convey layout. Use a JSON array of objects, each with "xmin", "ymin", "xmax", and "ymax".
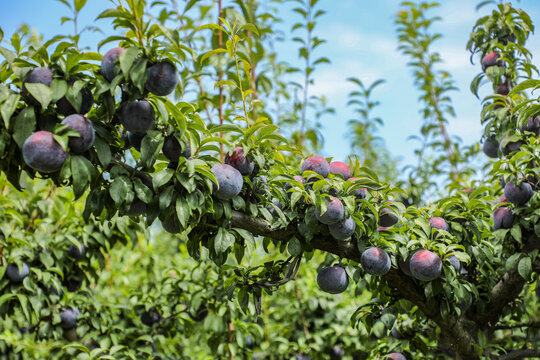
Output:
[{"xmin": 2, "ymin": 0, "xmax": 540, "ymax": 172}]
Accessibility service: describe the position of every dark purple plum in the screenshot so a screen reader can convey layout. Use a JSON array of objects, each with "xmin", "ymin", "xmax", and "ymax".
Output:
[
  {"xmin": 61, "ymin": 114, "xmax": 95, "ymax": 154},
  {"xmin": 127, "ymin": 132, "xmax": 146, "ymax": 152},
  {"xmin": 329, "ymin": 161, "xmax": 351, "ymax": 180},
  {"xmin": 329, "ymin": 346, "xmax": 344, "ymax": 360},
  {"xmin": 482, "ymin": 52, "xmax": 502, "ymax": 71},
  {"xmin": 496, "ymin": 83, "xmax": 509, "ymax": 96},
  {"xmin": 145, "ymin": 61, "xmax": 179, "ymax": 96},
  {"xmin": 386, "ymin": 353, "xmax": 407, "ymax": 360},
  {"xmin": 328, "ymin": 216, "xmax": 356, "ymax": 240},
  {"xmin": 522, "ymin": 116, "xmax": 540, "ymax": 135},
  {"xmin": 315, "ymin": 197, "xmax": 344, "ymax": 225},
  {"xmin": 225, "ymin": 147, "xmax": 254, "ymax": 176},
  {"xmin": 101, "ymin": 47, "xmax": 125, "ymax": 81},
  {"xmin": 163, "ymin": 135, "xmax": 190, "ymax": 161},
  {"xmin": 126, "ymin": 197, "xmax": 147, "ymax": 217},
  {"xmin": 429, "ymin": 216, "xmax": 449, "ymax": 231},
  {"xmin": 410, "ymin": 250, "xmax": 442, "ymax": 281},
  {"xmin": 120, "ymin": 100, "xmax": 155, "ymax": 133},
  {"xmin": 22, "ymin": 67, "xmax": 53, "ymax": 105},
  {"xmin": 22, "ymin": 131, "xmax": 67, "ymax": 173},
  {"xmin": 348, "ymin": 177, "xmax": 367, "ymax": 199},
  {"xmin": 284, "ymin": 175, "xmax": 306, "ymax": 192},
  {"xmin": 317, "ymin": 265, "xmax": 349, "ymax": 294},
  {"xmin": 379, "ymin": 207, "xmax": 399, "ymax": 227},
  {"xmin": 67, "ymin": 245, "xmax": 87, "ymax": 260},
  {"xmin": 62, "ymin": 275, "xmax": 83, "ymax": 292},
  {"xmin": 141, "ymin": 310, "xmax": 161, "ymax": 326},
  {"xmin": 6, "ymin": 263, "xmax": 30, "ymax": 283},
  {"xmin": 211, "ymin": 164, "xmax": 243, "ymax": 200},
  {"xmin": 360, "ymin": 247, "xmax": 391, "ymax": 275},
  {"xmin": 483, "ymin": 137, "xmax": 499, "ymax": 158},
  {"xmin": 267, "ymin": 200, "xmax": 283, "ymax": 217},
  {"xmin": 493, "ymin": 207, "xmax": 514, "ymax": 230},
  {"xmin": 499, "ymin": 136, "xmax": 523, "ymax": 156},
  {"xmin": 301, "ymin": 155, "xmax": 329, "ymax": 177},
  {"xmin": 447, "ymin": 255, "xmax": 461, "ymax": 272},
  {"xmin": 504, "ymin": 181, "xmax": 533, "ymax": 205},
  {"xmin": 60, "ymin": 307, "xmax": 79, "ymax": 329},
  {"xmin": 398, "ymin": 256, "xmax": 412, "ymax": 276},
  {"xmin": 56, "ymin": 86, "xmax": 93, "ymax": 116}
]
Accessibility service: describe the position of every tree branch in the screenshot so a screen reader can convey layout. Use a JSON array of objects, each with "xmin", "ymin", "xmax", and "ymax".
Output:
[{"xmin": 498, "ymin": 349, "xmax": 540, "ymax": 360}]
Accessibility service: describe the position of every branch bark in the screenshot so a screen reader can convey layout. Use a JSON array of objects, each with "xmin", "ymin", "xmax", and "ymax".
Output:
[{"xmin": 498, "ymin": 349, "xmax": 540, "ymax": 360}]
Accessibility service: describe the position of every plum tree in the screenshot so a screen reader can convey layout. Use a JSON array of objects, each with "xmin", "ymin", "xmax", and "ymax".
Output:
[
  {"xmin": 225, "ymin": 147, "xmax": 255, "ymax": 175},
  {"xmin": 493, "ymin": 207, "xmax": 514, "ymax": 230},
  {"xmin": 316, "ymin": 265, "xmax": 349, "ymax": 294},
  {"xmin": 482, "ymin": 137, "xmax": 499, "ymax": 158},
  {"xmin": 5, "ymin": 263, "xmax": 30, "ymax": 283},
  {"xmin": 67, "ymin": 245, "xmax": 87, "ymax": 260},
  {"xmin": 145, "ymin": 61, "xmax": 179, "ymax": 96},
  {"xmin": 120, "ymin": 100, "xmax": 155, "ymax": 133},
  {"xmin": 60, "ymin": 308, "xmax": 79, "ymax": 329},
  {"xmin": 22, "ymin": 131, "xmax": 67, "ymax": 173},
  {"xmin": 503, "ymin": 180, "xmax": 534, "ymax": 205},
  {"xmin": 328, "ymin": 216, "xmax": 356, "ymax": 240},
  {"xmin": 360, "ymin": 247, "xmax": 391, "ymax": 275},
  {"xmin": 163, "ymin": 134, "xmax": 190, "ymax": 161},
  {"xmin": 301, "ymin": 155, "xmax": 329, "ymax": 177},
  {"xmin": 329, "ymin": 161, "xmax": 351, "ymax": 180},
  {"xmin": 61, "ymin": 114, "xmax": 95, "ymax": 154},
  {"xmin": 315, "ymin": 197, "xmax": 344, "ymax": 225},
  {"xmin": 409, "ymin": 250, "xmax": 442, "ymax": 281},
  {"xmin": 211, "ymin": 164, "xmax": 243, "ymax": 200},
  {"xmin": 101, "ymin": 47, "xmax": 125, "ymax": 81}
]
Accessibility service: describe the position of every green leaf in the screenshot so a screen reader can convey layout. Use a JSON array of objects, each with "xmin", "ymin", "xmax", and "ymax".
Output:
[
  {"xmin": 71, "ymin": 155, "xmax": 93, "ymax": 198},
  {"xmin": 518, "ymin": 257, "xmax": 531, "ymax": 280},
  {"xmin": 109, "ymin": 176, "xmax": 132, "ymax": 206},
  {"xmin": 140, "ymin": 131, "xmax": 163, "ymax": 169},
  {"xmin": 74, "ymin": 0, "xmax": 87, "ymax": 12},
  {"xmin": 288, "ymin": 237, "xmax": 302, "ymax": 256},
  {"xmin": 1, "ymin": 93, "xmax": 20, "ymax": 128},
  {"xmin": 93, "ymin": 136, "xmax": 111, "ymax": 167},
  {"xmin": 119, "ymin": 47, "xmax": 139, "ymax": 78},
  {"xmin": 214, "ymin": 227, "xmax": 234, "ymax": 254},
  {"xmin": 199, "ymin": 48, "xmax": 228, "ymax": 64},
  {"xmin": 175, "ymin": 197, "xmax": 190, "ymax": 229},
  {"xmin": 25, "ymin": 83, "xmax": 52, "ymax": 108},
  {"xmin": 12, "ymin": 107, "xmax": 36, "ymax": 149}
]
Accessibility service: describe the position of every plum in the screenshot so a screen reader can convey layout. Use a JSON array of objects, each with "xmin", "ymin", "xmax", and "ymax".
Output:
[
  {"xmin": 317, "ymin": 265, "xmax": 349, "ymax": 294},
  {"xmin": 127, "ymin": 132, "xmax": 146, "ymax": 152},
  {"xmin": 483, "ymin": 137, "xmax": 499, "ymax": 158},
  {"xmin": 499, "ymin": 136, "xmax": 523, "ymax": 156},
  {"xmin": 410, "ymin": 250, "xmax": 442, "ymax": 281},
  {"xmin": 67, "ymin": 245, "xmax": 87, "ymax": 260},
  {"xmin": 267, "ymin": 200, "xmax": 283, "ymax": 217},
  {"xmin": 211, "ymin": 164, "xmax": 243, "ymax": 200},
  {"xmin": 126, "ymin": 197, "xmax": 147, "ymax": 217},
  {"xmin": 522, "ymin": 116, "xmax": 540, "ymax": 135},
  {"xmin": 284, "ymin": 175, "xmax": 306, "ymax": 192},
  {"xmin": 361, "ymin": 247, "xmax": 391, "ymax": 275},
  {"xmin": 57, "ymin": 85, "xmax": 93, "ymax": 116},
  {"xmin": 447, "ymin": 255, "xmax": 461, "ymax": 272},
  {"xmin": 329, "ymin": 346, "xmax": 345, "ymax": 360},
  {"xmin": 504, "ymin": 181, "xmax": 533, "ymax": 205},
  {"xmin": 315, "ymin": 197, "xmax": 344, "ymax": 225},
  {"xmin": 496, "ymin": 83, "xmax": 509, "ymax": 96},
  {"xmin": 60, "ymin": 307, "xmax": 79, "ymax": 329},
  {"xmin": 163, "ymin": 135, "xmax": 190, "ymax": 161},
  {"xmin": 120, "ymin": 100, "xmax": 155, "ymax": 133},
  {"xmin": 348, "ymin": 177, "xmax": 367, "ymax": 199},
  {"xmin": 6, "ymin": 262, "xmax": 30, "ymax": 283},
  {"xmin": 429, "ymin": 216, "xmax": 449, "ymax": 231},
  {"xmin": 145, "ymin": 61, "xmax": 179, "ymax": 96},
  {"xmin": 329, "ymin": 161, "xmax": 351, "ymax": 180},
  {"xmin": 225, "ymin": 147, "xmax": 255, "ymax": 176},
  {"xmin": 61, "ymin": 114, "xmax": 95, "ymax": 154},
  {"xmin": 386, "ymin": 353, "xmax": 407, "ymax": 360},
  {"xmin": 101, "ymin": 47, "xmax": 125, "ymax": 81},
  {"xmin": 328, "ymin": 216, "xmax": 356, "ymax": 240},
  {"xmin": 482, "ymin": 52, "xmax": 502, "ymax": 71},
  {"xmin": 493, "ymin": 207, "xmax": 514, "ymax": 230},
  {"xmin": 301, "ymin": 155, "xmax": 329, "ymax": 177},
  {"xmin": 379, "ymin": 207, "xmax": 399, "ymax": 227},
  {"xmin": 141, "ymin": 309, "xmax": 161, "ymax": 326},
  {"xmin": 22, "ymin": 67, "xmax": 53, "ymax": 105},
  {"xmin": 22, "ymin": 131, "xmax": 67, "ymax": 173}
]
